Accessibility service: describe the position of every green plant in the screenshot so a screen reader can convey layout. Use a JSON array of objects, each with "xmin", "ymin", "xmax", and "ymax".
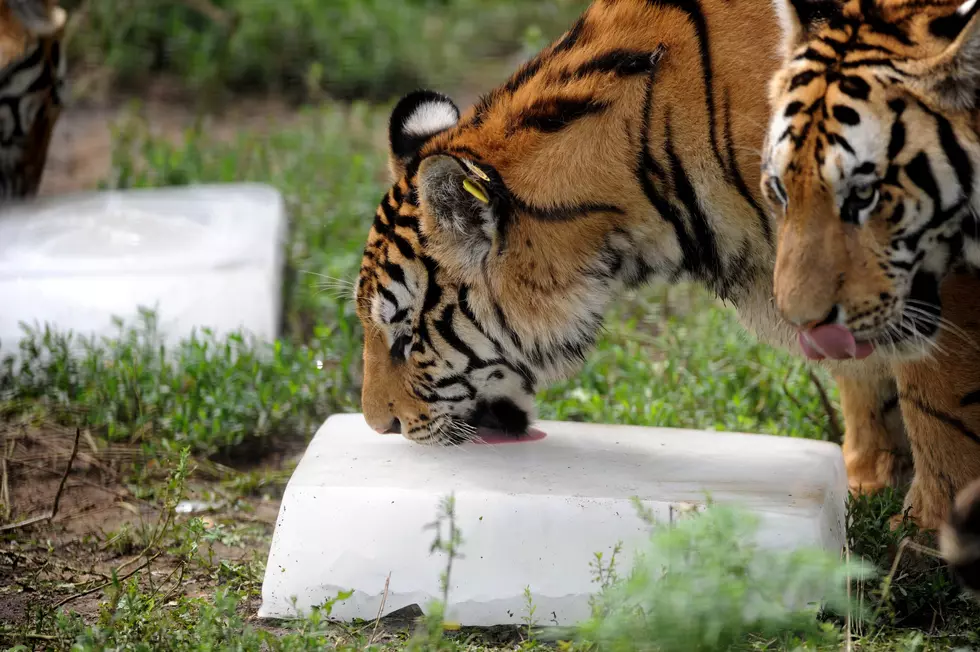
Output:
[
  {"xmin": 566, "ymin": 503, "xmax": 874, "ymax": 652},
  {"xmin": 62, "ymin": 0, "xmax": 588, "ymax": 104},
  {"xmin": 0, "ymin": 308, "xmax": 351, "ymax": 458}
]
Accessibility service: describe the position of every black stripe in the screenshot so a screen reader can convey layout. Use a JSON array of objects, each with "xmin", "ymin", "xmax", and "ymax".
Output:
[
  {"xmin": 789, "ymin": 70, "xmax": 821, "ymax": 91},
  {"xmin": 435, "ymin": 304, "xmax": 483, "ymax": 364},
  {"xmin": 0, "ymin": 40, "xmax": 45, "ymax": 88},
  {"xmin": 903, "ymin": 396, "xmax": 980, "ymax": 446},
  {"xmin": 377, "ymin": 286, "xmax": 399, "ymax": 310},
  {"xmin": 519, "ymin": 98, "xmax": 611, "ymax": 133},
  {"xmin": 512, "ymin": 194, "xmax": 625, "ymax": 222},
  {"xmin": 389, "ymin": 233, "xmax": 414, "ymax": 260},
  {"xmin": 420, "ymin": 255, "xmax": 442, "ymax": 314},
  {"xmin": 882, "ymin": 394, "xmax": 900, "ymax": 413},
  {"xmin": 665, "ymin": 112, "xmax": 723, "ymax": 285},
  {"xmin": 390, "ymin": 308, "xmax": 409, "ymax": 324},
  {"xmin": 905, "ymin": 152, "xmax": 941, "ymax": 203},
  {"xmin": 646, "ymin": 0, "xmax": 726, "ymax": 171},
  {"xmin": 384, "ymin": 261, "xmax": 406, "ymax": 286},
  {"xmin": 457, "ymin": 285, "xmax": 508, "ymax": 356},
  {"xmin": 936, "ymin": 113, "xmax": 973, "ymax": 199},
  {"xmin": 552, "ymin": 16, "xmax": 587, "ymax": 54},
  {"xmin": 888, "ymin": 114, "xmax": 906, "ymax": 160},
  {"xmin": 722, "ymin": 89, "xmax": 772, "ymax": 246},
  {"xmin": 784, "ymin": 101, "xmax": 804, "ymax": 117},
  {"xmin": 839, "ymin": 58, "xmax": 901, "ymax": 71},
  {"xmin": 796, "ymin": 47, "xmax": 836, "ymax": 66},
  {"xmin": 635, "ymin": 73, "xmax": 696, "ymax": 275},
  {"xmin": 832, "ymin": 105, "xmax": 861, "ymax": 126},
  {"xmin": 826, "ymin": 131, "xmax": 854, "ymax": 154},
  {"xmin": 961, "ymin": 390, "xmax": 980, "ymax": 407},
  {"xmin": 566, "ymin": 48, "xmax": 664, "ymax": 80},
  {"xmin": 504, "ymin": 57, "xmax": 545, "ymax": 95},
  {"xmin": 837, "ymin": 75, "xmax": 871, "ymax": 101}
]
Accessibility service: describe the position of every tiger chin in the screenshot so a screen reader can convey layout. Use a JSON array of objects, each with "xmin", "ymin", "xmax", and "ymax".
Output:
[{"xmin": 760, "ymin": 0, "xmax": 980, "ymax": 534}]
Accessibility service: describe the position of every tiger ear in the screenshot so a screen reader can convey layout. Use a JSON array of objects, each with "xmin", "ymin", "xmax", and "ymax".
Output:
[
  {"xmin": 388, "ymin": 90, "xmax": 460, "ymax": 181},
  {"xmin": 416, "ymin": 154, "xmax": 499, "ymax": 278},
  {"xmin": 772, "ymin": 0, "xmax": 841, "ymax": 57},
  {"xmin": 903, "ymin": 0, "xmax": 980, "ymax": 110}
]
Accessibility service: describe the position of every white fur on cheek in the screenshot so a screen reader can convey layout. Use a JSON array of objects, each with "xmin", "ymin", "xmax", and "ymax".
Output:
[{"xmin": 403, "ymin": 101, "xmax": 459, "ymax": 138}]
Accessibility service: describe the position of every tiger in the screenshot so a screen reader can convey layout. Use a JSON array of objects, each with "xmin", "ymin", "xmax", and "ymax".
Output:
[
  {"xmin": 0, "ymin": 0, "xmax": 66, "ymax": 200},
  {"xmin": 352, "ymin": 0, "xmax": 930, "ymax": 499},
  {"xmin": 757, "ymin": 0, "xmax": 980, "ymax": 585}
]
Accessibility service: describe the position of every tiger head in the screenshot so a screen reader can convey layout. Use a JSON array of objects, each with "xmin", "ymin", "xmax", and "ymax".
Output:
[
  {"xmin": 355, "ymin": 85, "xmax": 649, "ymax": 443},
  {"xmin": 760, "ymin": 0, "xmax": 980, "ymax": 361}
]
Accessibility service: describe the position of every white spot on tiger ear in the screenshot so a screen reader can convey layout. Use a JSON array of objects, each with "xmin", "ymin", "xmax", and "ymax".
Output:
[
  {"xmin": 958, "ymin": 0, "xmax": 978, "ymax": 17},
  {"xmin": 403, "ymin": 101, "xmax": 459, "ymax": 138}
]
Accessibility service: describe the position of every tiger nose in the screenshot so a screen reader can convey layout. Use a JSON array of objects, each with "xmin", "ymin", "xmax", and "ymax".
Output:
[
  {"xmin": 785, "ymin": 304, "xmax": 842, "ymax": 329},
  {"xmin": 368, "ymin": 417, "xmax": 401, "ymax": 435}
]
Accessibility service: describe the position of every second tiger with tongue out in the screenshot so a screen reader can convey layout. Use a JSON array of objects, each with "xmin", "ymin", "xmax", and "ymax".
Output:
[{"xmin": 760, "ymin": 0, "xmax": 980, "ymax": 534}]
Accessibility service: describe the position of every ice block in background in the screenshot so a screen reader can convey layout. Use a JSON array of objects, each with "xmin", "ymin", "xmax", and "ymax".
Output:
[
  {"xmin": 259, "ymin": 413, "xmax": 848, "ymax": 627},
  {"xmin": 0, "ymin": 183, "xmax": 286, "ymax": 354}
]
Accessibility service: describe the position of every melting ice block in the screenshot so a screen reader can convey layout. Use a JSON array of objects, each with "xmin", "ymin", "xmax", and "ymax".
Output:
[
  {"xmin": 259, "ymin": 413, "xmax": 848, "ymax": 627},
  {"xmin": 0, "ymin": 183, "xmax": 286, "ymax": 352}
]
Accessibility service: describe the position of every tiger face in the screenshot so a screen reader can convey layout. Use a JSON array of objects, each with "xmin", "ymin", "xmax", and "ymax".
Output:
[{"xmin": 761, "ymin": 0, "xmax": 980, "ymax": 361}]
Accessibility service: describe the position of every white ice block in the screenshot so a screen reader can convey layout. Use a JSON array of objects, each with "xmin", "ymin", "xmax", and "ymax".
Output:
[
  {"xmin": 0, "ymin": 183, "xmax": 286, "ymax": 353},
  {"xmin": 259, "ymin": 413, "xmax": 848, "ymax": 627}
]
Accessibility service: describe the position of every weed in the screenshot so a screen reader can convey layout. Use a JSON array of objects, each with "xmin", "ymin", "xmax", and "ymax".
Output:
[
  {"xmin": 0, "ymin": 308, "xmax": 348, "ymax": 459},
  {"xmin": 567, "ymin": 503, "xmax": 874, "ymax": 652}
]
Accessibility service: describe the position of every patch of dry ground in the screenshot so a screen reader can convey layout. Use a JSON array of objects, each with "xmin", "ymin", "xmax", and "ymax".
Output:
[{"xmin": 0, "ymin": 420, "xmax": 287, "ymax": 636}]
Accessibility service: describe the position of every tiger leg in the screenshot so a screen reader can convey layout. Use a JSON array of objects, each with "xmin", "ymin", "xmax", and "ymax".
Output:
[
  {"xmin": 891, "ymin": 271, "xmax": 980, "ymax": 532},
  {"xmin": 835, "ymin": 367, "xmax": 911, "ymax": 495}
]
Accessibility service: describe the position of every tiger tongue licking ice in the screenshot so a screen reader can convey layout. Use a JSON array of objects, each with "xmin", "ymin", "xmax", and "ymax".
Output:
[{"xmin": 797, "ymin": 325, "xmax": 874, "ymax": 361}]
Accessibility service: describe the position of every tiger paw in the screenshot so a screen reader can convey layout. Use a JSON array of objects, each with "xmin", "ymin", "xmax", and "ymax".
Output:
[
  {"xmin": 845, "ymin": 447, "xmax": 912, "ymax": 496},
  {"xmin": 890, "ymin": 483, "xmax": 949, "ymax": 534}
]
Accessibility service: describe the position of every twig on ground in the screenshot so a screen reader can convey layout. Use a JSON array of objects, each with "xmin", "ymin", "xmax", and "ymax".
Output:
[
  {"xmin": 161, "ymin": 563, "xmax": 187, "ymax": 603},
  {"xmin": 50, "ymin": 428, "xmax": 81, "ymax": 518},
  {"xmin": 808, "ymin": 370, "xmax": 844, "ymax": 444},
  {"xmin": 1, "ymin": 455, "xmax": 9, "ymax": 521},
  {"xmin": 0, "ymin": 428, "xmax": 81, "ymax": 532},
  {"xmin": 369, "ymin": 572, "xmax": 392, "ymax": 644}
]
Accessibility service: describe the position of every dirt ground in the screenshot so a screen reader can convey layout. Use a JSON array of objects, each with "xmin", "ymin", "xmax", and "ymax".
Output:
[{"xmin": 0, "ymin": 417, "xmax": 288, "ymax": 633}]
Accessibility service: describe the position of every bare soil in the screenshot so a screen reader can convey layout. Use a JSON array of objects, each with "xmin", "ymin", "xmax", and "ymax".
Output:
[{"xmin": 0, "ymin": 418, "xmax": 289, "ymax": 636}]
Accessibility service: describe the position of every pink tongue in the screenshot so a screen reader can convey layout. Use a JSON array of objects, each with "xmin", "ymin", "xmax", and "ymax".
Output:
[
  {"xmin": 472, "ymin": 426, "xmax": 548, "ymax": 445},
  {"xmin": 798, "ymin": 324, "xmax": 874, "ymax": 361}
]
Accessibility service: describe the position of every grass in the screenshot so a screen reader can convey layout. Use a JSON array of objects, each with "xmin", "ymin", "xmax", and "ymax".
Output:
[{"xmin": 61, "ymin": 0, "xmax": 586, "ymax": 104}]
